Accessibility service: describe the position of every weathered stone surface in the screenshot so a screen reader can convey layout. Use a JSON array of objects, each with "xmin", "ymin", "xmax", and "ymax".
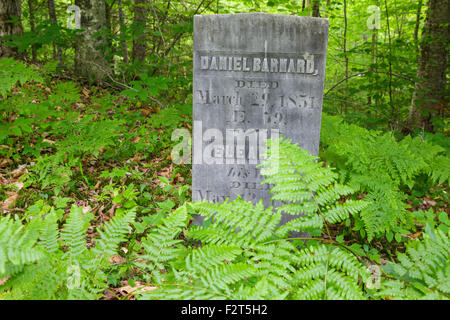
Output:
[{"xmin": 192, "ymin": 13, "xmax": 329, "ymax": 226}]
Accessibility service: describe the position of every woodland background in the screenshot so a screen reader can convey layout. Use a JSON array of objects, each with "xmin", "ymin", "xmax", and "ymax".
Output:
[{"xmin": 0, "ymin": 0, "xmax": 448, "ymax": 300}]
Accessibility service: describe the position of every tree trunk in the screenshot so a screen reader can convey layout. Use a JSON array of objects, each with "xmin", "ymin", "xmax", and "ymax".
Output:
[
  {"xmin": 28, "ymin": 0, "xmax": 37, "ymax": 61},
  {"xmin": 47, "ymin": 0, "xmax": 62, "ymax": 62},
  {"xmin": 406, "ymin": 0, "xmax": 449, "ymax": 132},
  {"xmin": 414, "ymin": 0, "xmax": 423, "ymax": 56},
  {"xmin": 368, "ymin": 0, "xmax": 380, "ymax": 115},
  {"xmin": 75, "ymin": 0, "xmax": 111, "ymax": 81},
  {"xmin": 312, "ymin": 0, "xmax": 320, "ymax": 17},
  {"xmin": 118, "ymin": 0, "xmax": 128, "ymax": 64},
  {"xmin": 132, "ymin": 0, "xmax": 146, "ymax": 64},
  {"xmin": 0, "ymin": 0, "xmax": 23, "ymax": 58},
  {"xmin": 104, "ymin": 0, "xmax": 112, "ymax": 60},
  {"xmin": 343, "ymin": 0, "xmax": 348, "ymax": 113},
  {"xmin": 368, "ymin": 24, "xmax": 378, "ymax": 108},
  {"xmin": 384, "ymin": 0, "xmax": 395, "ymax": 127}
]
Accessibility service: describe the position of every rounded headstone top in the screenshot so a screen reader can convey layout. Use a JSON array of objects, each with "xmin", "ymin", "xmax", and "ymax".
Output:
[{"xmin": 194, "ymin": 12, "xmax": 329, "ymax": 54}]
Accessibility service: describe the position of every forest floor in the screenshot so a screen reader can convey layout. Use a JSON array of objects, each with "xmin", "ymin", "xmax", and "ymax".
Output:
[{"xmin": 0, "ymin": 74, "xmax": 448, "ymax": 299}]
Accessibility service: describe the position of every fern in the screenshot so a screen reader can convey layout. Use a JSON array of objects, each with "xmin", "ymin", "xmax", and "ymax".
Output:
[
  {"xmin": 136, "ymin": 206, "xmax": 189, "ymax": 283},
  {"xmin": 137, "ymin": 205, "xmax": 254, "ymax": 299},
  {"xmin": 293, "ymin": 245, "xmax": 368, "ymax": 300},
  {"xmin": 60, "ymin": 206, "xmax": 88, "ymax": 260},
  {"xmin": 260, "ymin": 137, "xmax": 369, "ymax": 236},
  {"xmin": 189, "ymin": 200, "xmax": 281, "ymax": 246},
  {"xmin": 25, "ymin": 153, "xmax": 73, "ymax": 195},
  {"xmin": 0, "ymin": 203, "xmax": 137, "ymax": 299},
  {"xmin": 140, "ymin": 241, "xmax": 257, "ymax": 300},
  {"xmin": 0, "ymin": 215, "xmax": 44, "ymax": 275},
  {"xmin": 38, "ymin": 208, "xmax": 59, "ymax": 253},
  {"xmin": 94, "ymin": 209, "xmax": 136, "ymax": 258},
  {"xmin": 139, "ymin": 137, "xmax": 370, "ymax": 300},
  {"xmin": 320, "ymin": 114, "xmax": 449, "ymax": 240},
  {"xmin": 25, "ymin": 116, "xmax": 124, "ymax": 193},
  {"xmin": 0, "ymin": 58, "xmax": 42, "ymax": 97},
  {"xmin": 47, "ymin": 81, "xmax": 82, "ymax": 106},
  {"xmin": 55, "ymin": 116, "xmax": 124, "ymax": 158},
  {"xmin": 185, "ymin": 245, "xmax": 242, "ymax": 273},
  {"xmin": 428, "ymin": 155, "xmax": 450, "ymax": 186},
  {"xmin": 4, "ymin": 133, "xmax": 446, "ymax": 300},
  {"xmin": 378, "ymin": 226, "xmax": 449, "ymax": 300}
]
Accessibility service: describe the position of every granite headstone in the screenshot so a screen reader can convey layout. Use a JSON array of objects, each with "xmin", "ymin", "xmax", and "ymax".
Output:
[{"xmin": 192, "ymin": 13, "xmax": 329, "ymax": 226}]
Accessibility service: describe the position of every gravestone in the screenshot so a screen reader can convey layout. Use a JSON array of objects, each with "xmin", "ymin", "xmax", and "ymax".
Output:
[{"xmin": 192, "ymin": 13, "xmax": 329, "ymax": 226}]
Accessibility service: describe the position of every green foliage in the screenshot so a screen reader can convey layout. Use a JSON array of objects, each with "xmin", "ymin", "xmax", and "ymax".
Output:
[
  {"xmin": 137, "ymin": 137, "xmax": 447, "ymax": 300},
  {"xmin": 148, "ymin": 106, "xmax": 188, "ymax": 129},
  {"xmin": 261, "ymin": 137, "xmax": 369, "ymax": 236},
  {"xmin": 0, "ymin": 215, "xmax": 45, "ymax": 276},
  {"xmin": 2, "ymin": 136, "xmax": 448, "ymax": 300},
  {"xmin": 0, "ymin": 58, "xmax": 42, "ymax": 97},
  {"xmin": 4, "ymin": 20, "xmax": 79, "ymax": 55},
  {"xmin": 293, "ymin": 245, "xmax": 368, "ymax": 299},
  {"xmin": 24, "ymin": 113, "xmax": 124, "ymax": 193},
  {"xmin": 190, "ymin": 200, "xmax": 281, "ymax": 246},
  {"xmin": 320, "ymin": 114, "xmax": 449, "ymax": 240},
  {"xmin": 120, "ymin": 74, "xmax": 169, "ymax": 103},
  {"xmin": 1, "ymin": 0, "xmax": 448, "ymax": 301},
  {"xmin": 136, "ymin": 205, "xmax": 189, "ymax": 283},
  {"xmin": 0, "ymin": 204, "xmax": 136, "ymax": 299},
  {"xmin": 138, "ymin": 138, "xmax": 371, "ymax": 300},
  {"xmin": 378, "ymin": 226, "xmax": 449, "ymax": 300}
]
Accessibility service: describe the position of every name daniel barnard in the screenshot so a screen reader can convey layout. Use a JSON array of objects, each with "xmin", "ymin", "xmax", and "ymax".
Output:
[{"xmin": 199, "ymin": 54, "xmax": 319, "ymax": 75}]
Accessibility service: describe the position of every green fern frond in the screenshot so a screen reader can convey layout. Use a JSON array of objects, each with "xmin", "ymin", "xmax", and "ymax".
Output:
[
  {"xmin": 293, "ymin": 244, "xmax": 368, "ymax": 300},
  {"xmin": 94, "ymin": 208, "xmax": 136, "ymax": 258},
  {"xmin": 249, "ymin": 241, "xmax": 299, "ymax": 295},
  {"xmin": 378, "ymin": 227, "xmax": 449, "ymax": 300},
  {"xmin": 185, "ymin": 245, "xmax": 242, "ymax": 273},
  {"xmin": 39, "ymin": 209, "xmax": 59, "ymax": 253},
  {"xmin": 0, "ymin": 58, "xmax": 42, "ymax": 97},
  {"xmin": 0, "ymin": 215, "xmax": 44, "ymax": 275},
  {"xmin": 1, "ymin": 201, "xmax": 138, "ymax": 299},
  {"xmin": 138, "ymin": 205, "xmax": 189, "ymax": 281},
  {"xmin": 189, "ymin": 199, "xmax": 281, "ymax": 246},
  {"xmin": 60, "ymin": 206, "xmax": 88, "ymax": 260},
  {"xmin": 429, "ymin": 155, "xmax": 450, "ymax": 185},
  {"xmin": 320, "ymin": 114, "xmax": 449, "ymax": 239},
  {"xmin": 324, "ymin": 200, "xmax": 369, "ymax": 224},
  {"xmin": 140, "ymin": 245, "xmax": 256, "ymax": 300},
  {"xmin": 260, "ymin": 137, "xmax": 368, "ymax": 235},
  {"xmin": 140, "ymin": 283, "xmax": 228, "ymax": 300},
  {"xmin": 200, "ymin": 263, "xmax": 256, "ymax": 291}
]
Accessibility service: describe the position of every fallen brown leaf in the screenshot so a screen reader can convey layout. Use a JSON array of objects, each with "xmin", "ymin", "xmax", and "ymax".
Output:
[
  {"xmin": 11, "ymin": 165, "xmax": 28, "ymax": 179},
  {"xmin": 0, "ymin": 276, "xmax": 10, "ymax": 286},
  {"xmin": 93, "ymin": 180, "xmax": 102, "ymax": 189},
  {"xmin": 108, "ymin": 203, "xmax": 119, "ymax": 217},
  {"xmin": 406, "ymin": 231, "xmax": 422, "ymax": 240},
  {"xmin": 117, "ymin": 281, "xmax": 158, "ymax": 298},
  {"xmin": 423, "ymin": 198, "xmax": 437, "ymax": 207},
  {"xmin": 0, "ymin": 157, "xmax": 12, "ymax": 168},
  {"xmin": 82, "ymin": 88, "xmax": 90, "ymax": 97},
  {"xmin": 108, "ymin": 255, "xmax": 126, "ymax": 264},
  {"xmin": 101, "ymin": 289, "xmax": 117, "ymax": 300},
  {"xmin": 1, "ymin": 192, "xmax": 19, "ymax": 210},
  {"xmin": 42, "ymin": 138, "xmax": 56, "ymax": 144}
]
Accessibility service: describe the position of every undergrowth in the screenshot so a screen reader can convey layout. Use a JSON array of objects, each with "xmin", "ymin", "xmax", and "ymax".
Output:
[{"xmin": 0, "ymin": 58, "xmax": 448, "ymax": 300}]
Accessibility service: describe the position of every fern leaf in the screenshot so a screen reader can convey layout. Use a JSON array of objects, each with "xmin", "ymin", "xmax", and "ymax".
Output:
[
  {"xmin": 94, "ymin": 208, "xmax": 136, "ymax": 258},
  {"xmin": 60, "ymin": 206, "xmax": 88, "ymax": 260}
]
